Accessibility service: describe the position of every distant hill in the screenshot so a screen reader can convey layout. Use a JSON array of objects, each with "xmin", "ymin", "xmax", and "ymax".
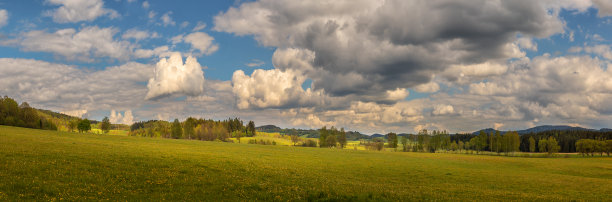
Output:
[
  {"xmin": 472, "ymin": 125, "xmax": 603, "ymax": 135},
  {"xmin": 370, "ymin": 133, "xmax": 384, "ymax": 138},
  {"xmin": 256, "ymin": 125, "xmax": 282, "ymax": 131},
  {"xmin": 255, "ymin": 125, "xmax": 370, "ymax": 140}
]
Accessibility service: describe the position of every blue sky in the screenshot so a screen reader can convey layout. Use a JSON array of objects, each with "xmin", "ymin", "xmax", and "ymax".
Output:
[{"xmin": 1, "ymin": 0, "xmax": 612, "ymax": 134}]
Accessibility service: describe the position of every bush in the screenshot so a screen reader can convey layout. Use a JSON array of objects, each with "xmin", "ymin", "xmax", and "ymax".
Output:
[{"xmin": 301, "ymin": 139, "xmax": 318, "ymax": 147}]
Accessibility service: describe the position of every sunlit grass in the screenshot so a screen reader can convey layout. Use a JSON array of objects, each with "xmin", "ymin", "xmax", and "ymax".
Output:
[{"xmin": 0, "ymin": 125, "xmax": 610, "ymax": 201}]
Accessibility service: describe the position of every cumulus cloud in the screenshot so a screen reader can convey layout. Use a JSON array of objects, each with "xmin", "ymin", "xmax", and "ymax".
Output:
[
  {"xmin": 215, "ymin": 0, "xmax": 568, "ymax": 104},
  {"xmin": 110, "ymin": 110, "xmax": 134, "ymax": 125},
  {"xmin": 61, "ymin": 109, "xmax": 87, "ymax": 118},
  {"xmin": 232, "ymin": 68, "xmax": 329, "ymax": 109},
  {"xmin": 432, "ymin": 104, "xmax": 456, "ymax": 116},
  {"xmin": 0, "ymin": 9, "xmax": 8, "ymax": 28},
  {"xmin": 0, "ymin": 58, "xmax": 153, "ymax": 119},
  {"xmin": 183, "ymin": 32, "xmax": 219, "ymax": 55},
  {"xmin": 5, "ymin": 26, "xmax": 135, "ymax": 61},
  {"xmin": 517, "ymin": 37, "xmax": 538, "ymax": 51},
  {"xmin": 45, "ymin": 0, "xmax": 119, "ymax": 23},
  {"xmin": 571, "ymin": 45, "xmax": 612, "ymax": 60},
  {"xmin": 145, "ymin": 53, "xmax": 206, "ymax": 100},
  {"xmin": 442, "ymin": 61, "xmax": 509, "ymax": 84},
  {"xmin": 413, "ymin": 81, "xmax": 440, "ymax": 93},
  {"xmin": 593, "ymin": 0, "xmax": 612, "ymax": 17}
]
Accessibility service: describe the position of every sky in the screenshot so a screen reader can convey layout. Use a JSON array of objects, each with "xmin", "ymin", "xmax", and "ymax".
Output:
[{"xmin": 1, "ymin": 0, "xmax": 612, "ymax": 134}]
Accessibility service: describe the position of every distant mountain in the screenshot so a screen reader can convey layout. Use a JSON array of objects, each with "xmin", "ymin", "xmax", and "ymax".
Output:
[
  {"xmin": 516, "ymin": 125, "xmax": 593, "ymax": 134},
  {"xmin": 472, "ymin": 128, "xmax": 499, "ymax": 135},
  {"xmin": 472, "ymin": 125, "xmax": 601, "ymax": 135},
  {"xmin": 370, "ymin": 133, "xmax": 384, "ymax": 138},
  {"xmin": 600, "ymin": 128, "xmax": 612, "ymax": 132}
]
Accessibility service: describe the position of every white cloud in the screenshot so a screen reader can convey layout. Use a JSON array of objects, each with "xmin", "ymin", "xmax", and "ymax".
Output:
[
  {"xmin": 183, "ymin": 32, "xmax": 219, "ymax": 55},
  {"xmin": 45, "ymin": 0, "xmax": 119, "ymax": 23},
  {"xmin": 413, "ymin": 81, "xmax": 440, "ymax": 93},
  {"xmin": 232, "ymin": 68, "xmax": 327, "ymax": 109},
  {"xmin": 145, "ymin": 53, "xmax": 206, "ymax": 100},
  {"xmin": 110, "ymin": 110, "xmax": 134, "ymax": 125},
  {"xmin": 0, "ymin": 58, "xmax": 153, "ymax": 120},
  {"xmin": 134, "ymin": 46, "xmax": 171, "ymax": 58},
  {"xmin": 192, "ymin": 21, "xmax": 207, "ymax": 32},
  {"xmin": 142, "ymin": 1, "xmax": 150, "ymax": 9},
  {"xmin": 161, "ymin": 12, "xmax": 175, "ymax": 26},
  {"xmin": 0, "ymin": 9, "xmax": 8, "ymax": 28},
  {"xmin": 122, "ymin": 28, "xmax": 159, "ymax": 41},
  {"xmin": 517, "ymin": 37, "xmax": 538, "ymax": 51},
  {"xmin": 61, "ymin": 109, "xmax": 88, "ymax": 118},
  {"xmin": 7, "ymin": 26, "xmax": 135, "ymax": 62},
  {"xmin": 432, "ymin": 104, "xmax": 456, "ymax": 116},
  {"xmin": 215, "ymin": 0, "xmax": 566, "ymax": 104},
  {"xmin": 442, "ymin": 62, "xmax": 509, "ymax": 85},
  {"xmin": 593, "ymin": 0, "xmax": 612, "ymax": 17},
  {"xmin": 148, "ymin": 11, "xmax": 156, "ymax": 19},
  {"xmin": 385, "ymin": 88, "xmax": 409, "ymax": 101},
  {"xmin": 245, "ymin": 59, "xmax": 264, "ymax": 67}
]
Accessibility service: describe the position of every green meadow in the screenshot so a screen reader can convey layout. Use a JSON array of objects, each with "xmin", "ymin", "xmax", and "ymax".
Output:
[{"xmin": 0, "ymin": 125, "xmax": 610, "ymax": 201}]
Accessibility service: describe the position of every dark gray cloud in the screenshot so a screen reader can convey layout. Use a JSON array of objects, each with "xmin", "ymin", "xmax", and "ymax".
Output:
[{"xmin": 214, "ymin": 0, "xmax": 566, "ymax": 103}]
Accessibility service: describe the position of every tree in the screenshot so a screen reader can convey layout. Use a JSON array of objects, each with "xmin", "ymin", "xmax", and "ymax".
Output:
[
  {"xmin": 77, "ymin": 119, "xmax": 91, "ymax": 133},
  {"xmin": 171, "ymin": 119, "xmax": 182, "ymax": 139},
  {"xmin": 401, "ymin": 136, "xmax": 408, "ymax": 151},
  {"xmin": 387, "ymin": 132, "xmax": 398, "ymax": 150},
  {"xmin": 546, "ymin": 136, "xmax": 560, "ymax": 154},
  {"xmin": 538, "ymin": 138, "xmax": 548, "ymax": 153},
  {"xmin": 290, "ymin": 135, "xmax": 299, "ymax": 146},
  {"xmin": 319, "ymin": 126, "xmax": 328, "ymax": 148},
  {"xmin": 246, "ymin": 121, "xmax": 256, "ymax": 137},
  {"xmin": 101, "ymin": 117, "xmax": 111, "ymax": 133},
  {"xmin": 338, "ymin": 128, "xmax": 347, "ymax": 148},
  {"xmin": 233, "ymin": 130, "xmax": 244, "ymax": 143},
  {"xmin": 528, "ymin": 136, "xmax": 536, "ymax": 152},
  {"xmin": 606, "ymin": 140, "xmax": 612, "ymax": 156},
  {"xmin": 183, "ymin": 117, "xmax": 196, "ymax": 139},
  {"xmin": 68, "ymin": 119, "xmax": 78, "ymax": 132}
]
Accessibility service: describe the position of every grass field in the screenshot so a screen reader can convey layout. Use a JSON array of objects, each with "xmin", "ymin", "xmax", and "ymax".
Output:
[{"xmin": 0, "ymin": 126, "xmax": 611, "ymax": 201}]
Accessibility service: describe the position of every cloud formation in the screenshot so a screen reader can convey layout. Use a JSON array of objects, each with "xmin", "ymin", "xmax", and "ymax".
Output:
[
  {"xmin": 145, "ymin": 53, "xmax": 206, "ymax": 100},
  {"xmin": 215, "ymin": 0, "xmax": 569, "ymax": 103},
  {"xmin": 0, "ymin": 58, "xmax": 152, "ymax": 120},
  {"xmin": 7, "ymin": 26, "xmax": 132, "ymax": 61},
  {"xmin": 0, "ymin": 9, "xmax": 8, "ymax": 28},
  {"xmin": 232, "ymin": 68, "xmax": 328, "ymax": 109},
  {"xmin": 110, "ymin": 110, "xmax": 134, "ymax": 125},
  {"xmin": 183, "ymin": 32, "xmax": 219, "ymax": 55},
  {"xmin": 45, "ymin": 0, "xmax": 118, "ymax": 23}
]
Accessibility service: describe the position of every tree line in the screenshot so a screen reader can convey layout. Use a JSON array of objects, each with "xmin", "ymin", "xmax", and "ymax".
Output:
[
  {"xmin": 129, "ymin": 117, "xmax": 256, "ymax": 142},
  {"xmin": 0, "ymin": 96, "xmax": 57, "ymax": 130}
]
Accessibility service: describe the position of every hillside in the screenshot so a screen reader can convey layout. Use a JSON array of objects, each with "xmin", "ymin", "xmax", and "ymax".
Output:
[
  {"xmin": 254, "ymin": 125, "xmax": 370, "ymax": 140},
  {"xmin": 472, "ymin": 125, "xmax": 609, "ymax": 135},
  {"xmin": 1, "ymin": 125, "xmax": 610, "ymax": 201}
]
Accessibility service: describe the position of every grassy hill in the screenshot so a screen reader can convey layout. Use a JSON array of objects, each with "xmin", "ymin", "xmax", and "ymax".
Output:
[{"xmin": 0, "ymin": 126, "xmax": 610, "ymax": 201}]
